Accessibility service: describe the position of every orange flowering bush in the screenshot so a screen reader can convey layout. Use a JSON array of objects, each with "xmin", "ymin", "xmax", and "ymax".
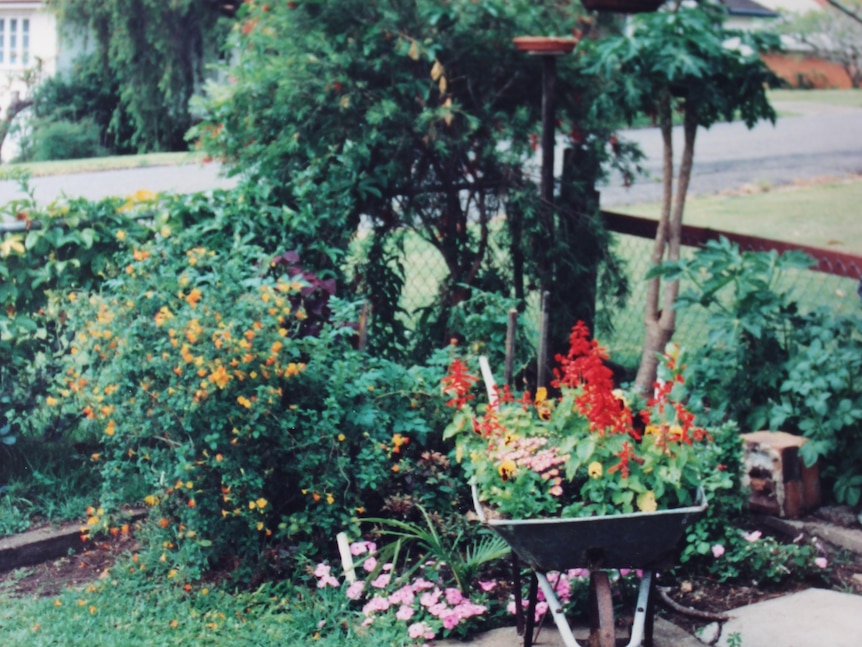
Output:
[
  {"xmin": 444, "ymin": 322, "xmax": 728, "ymax": 520},
  {"xmin": 49, "ymin": 224, "xmax": 453, "ymax": 579}
]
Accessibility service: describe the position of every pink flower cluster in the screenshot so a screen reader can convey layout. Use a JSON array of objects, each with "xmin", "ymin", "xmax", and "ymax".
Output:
[
  {"xmin": 311, "ymin": 542, "xmax": 492, "ymax": 644},
  {"xmin": 491, "ymin": 436, "xmax": 568, "ymax": 496}
]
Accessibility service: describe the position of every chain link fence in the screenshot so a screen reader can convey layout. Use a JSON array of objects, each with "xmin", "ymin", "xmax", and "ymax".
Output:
[{"xmin": 397, "ymin": 211, "xmax": 862, "ymax": 369}]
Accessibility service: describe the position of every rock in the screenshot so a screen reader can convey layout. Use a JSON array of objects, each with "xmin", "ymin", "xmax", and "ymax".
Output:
[{"xmin": 696, "ymin": 622, "xmax": 721, "ymax": 645}]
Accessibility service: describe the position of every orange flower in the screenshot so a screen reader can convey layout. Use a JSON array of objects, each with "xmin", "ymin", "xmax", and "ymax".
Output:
[{"xmin": 185, "ymin": 288, "xmax": 202, "ymax": 307}]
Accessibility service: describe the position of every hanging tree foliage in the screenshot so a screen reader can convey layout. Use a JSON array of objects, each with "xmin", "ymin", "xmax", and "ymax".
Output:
[{"xmin": 48, "ymin": 0, "xmax": 234, "ymax": 151}]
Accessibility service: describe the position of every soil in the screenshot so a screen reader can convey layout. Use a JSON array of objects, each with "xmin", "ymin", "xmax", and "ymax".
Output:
[{"xmin": 0, "ymin": 532, "xmax": 139, "ymax": 598}]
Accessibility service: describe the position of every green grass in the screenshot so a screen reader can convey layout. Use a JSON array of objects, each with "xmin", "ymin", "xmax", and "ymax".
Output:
[
  {"xmin": 3, "ymin": 151, "xmax": 208, "ymax": 177},
  {"xmin": 0, "ymin": 440, "xmax": 102, "ymax": 537},
  {"xmin": 0, "ymin": 571, "xmax": 413, "ymax": 647},
  {"xmin": 618, "ymin": 177, "xmax": 862, "ymax": 255},
  {"xmin": 767, "ymin": 88, "xmax": 862, "ymax": 108}
]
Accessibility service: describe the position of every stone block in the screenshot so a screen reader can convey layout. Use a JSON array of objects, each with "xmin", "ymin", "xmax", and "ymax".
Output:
[{"xmin": 741, "ymin": 430, "xmax": 820, "ymax": 519}]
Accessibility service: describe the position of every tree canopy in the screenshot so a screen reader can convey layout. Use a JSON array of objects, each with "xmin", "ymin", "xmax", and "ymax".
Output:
[
  {"xmin": 49, "ymin": 0, "xmax": 232, "ymax": 151},
  {"xmin": 586, "ymin": 5, "xmax": 782, "ymax": 391},
  {"xmin": 192, "ymin": 0, "xmax": 633, "ymax": 358}
]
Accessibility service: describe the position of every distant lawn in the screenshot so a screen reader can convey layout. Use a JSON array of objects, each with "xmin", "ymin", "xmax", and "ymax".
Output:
[
  {"xmin": 616, "ymin": 176, "xmax": 862, "ymax": 255},
  {"xmin": 3, "ymin": 151, "xmax": 208, "ymax": 177},
  {"xmin": 767, "ymin": 88, "xmax": 862, "ymax": 109}
]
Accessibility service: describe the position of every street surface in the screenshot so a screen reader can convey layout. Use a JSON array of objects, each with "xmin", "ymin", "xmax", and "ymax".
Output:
[{"xmin": 0, "ymin": 100, "xmax": 859, "ymax": 213}]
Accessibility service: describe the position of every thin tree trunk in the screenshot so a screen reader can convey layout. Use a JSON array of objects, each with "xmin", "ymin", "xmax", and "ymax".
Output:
[
  {"xmin": 634, "ymin": 90, "xmax": 674, "ymax": 393},
  {"xmin": 0, "ymin": 92, "xmax": 33, "ymax": 162},
  {"xmin": 634, "ymin": 97, "xmax": 699, "ymax": 393}
]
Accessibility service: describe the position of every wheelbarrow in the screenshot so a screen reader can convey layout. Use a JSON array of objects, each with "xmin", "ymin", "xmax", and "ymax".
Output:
[{"xmin": 473, "ymin": 485, "xmax": 707, "ymax": 647}]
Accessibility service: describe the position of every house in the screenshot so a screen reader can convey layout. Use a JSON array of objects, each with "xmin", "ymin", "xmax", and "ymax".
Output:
[{"xmin": 750, "ymin": 0, "xmax": 856, "ymax": 88}]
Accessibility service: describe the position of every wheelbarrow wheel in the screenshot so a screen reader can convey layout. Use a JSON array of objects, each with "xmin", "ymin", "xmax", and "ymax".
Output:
[{"xmin": 589, "ymin": 571, "xmax": 615, "ymax": 647}]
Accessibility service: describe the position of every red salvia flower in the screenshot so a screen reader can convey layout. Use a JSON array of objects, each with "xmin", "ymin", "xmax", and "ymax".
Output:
[{"xmin": 441, "ymin": 358, "xmax": 478, "ymax": 410}]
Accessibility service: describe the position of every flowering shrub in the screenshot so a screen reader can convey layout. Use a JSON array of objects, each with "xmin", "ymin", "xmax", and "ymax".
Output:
[
  {"xmin": 48, "ymin": 223, "xmax": 454, "ymax": 578},
  {"xmin": 311, "ymin": 539, "xmax": 493, "ymax": 643},
  {"xmin": 443, "ymin": 322, "xmax": 727, "ymax": 519}
]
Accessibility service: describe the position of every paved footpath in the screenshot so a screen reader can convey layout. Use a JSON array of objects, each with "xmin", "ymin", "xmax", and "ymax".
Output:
[{"xmin": 436, "ymin": 588, "xmax": 862, "ymax": 646}]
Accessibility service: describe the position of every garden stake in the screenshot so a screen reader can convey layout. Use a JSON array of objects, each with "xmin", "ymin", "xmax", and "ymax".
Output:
[{"xmin": 505, "ymin": 307, "xmax": 517, "ymax": 386}]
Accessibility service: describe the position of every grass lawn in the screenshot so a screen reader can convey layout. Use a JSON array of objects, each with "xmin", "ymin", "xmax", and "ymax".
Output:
[
  {"xmin": 618, "ymin": 176, "xmax": 862, "ymax": 255},
  {"xmin": 3, "ymin": 151, "xmax": 208, "ymax": 177},
  {"xmin": 767, "ymin": 88, "xmax": 862, "ymax": 108}
]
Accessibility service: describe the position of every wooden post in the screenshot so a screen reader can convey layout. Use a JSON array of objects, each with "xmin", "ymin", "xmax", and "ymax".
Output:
[
  {"xmin": 537, "ymin": 291, "xmax": 550, "ymax": 389},
  {"xmin": 504, "ymin": 308, "xmax": 517, "ymax": 386}
]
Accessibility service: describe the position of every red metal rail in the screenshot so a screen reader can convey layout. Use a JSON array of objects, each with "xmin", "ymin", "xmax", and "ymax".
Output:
[{"xmin": 601, "ymin": 210, "xmax": 862, "ymax": 280}]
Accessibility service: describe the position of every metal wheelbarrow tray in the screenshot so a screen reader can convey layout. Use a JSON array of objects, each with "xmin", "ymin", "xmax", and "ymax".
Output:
[{"xmin": 473, "ymin": 486, "xmax": 708, "ymax": 647}]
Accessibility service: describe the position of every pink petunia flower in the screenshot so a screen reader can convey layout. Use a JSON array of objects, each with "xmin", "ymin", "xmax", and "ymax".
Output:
[
  {"xmin": 815, "ymin": 557, "xmax": 828, "ymax": 569},
  {"xmin": 395, "ymin": 604, "xmax": 415, "ymax": 621},
  {"xmin": 346, "ymin": 581, "xmax": 365, "ymax": 600},
  {"xmin": 711, "ymin": 544, "xmax": 725, "ymax": 558}
]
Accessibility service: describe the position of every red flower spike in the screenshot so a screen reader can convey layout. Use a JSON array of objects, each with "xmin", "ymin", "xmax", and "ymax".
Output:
[{"xmin": 442, "ymin": 358, "xmax": 478, "ymax": 410}]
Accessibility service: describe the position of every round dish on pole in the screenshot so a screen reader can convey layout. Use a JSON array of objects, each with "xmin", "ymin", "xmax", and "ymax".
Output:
[{"xmin": 512, "ymin": 36, "xmax": 578, "ymax": 55}]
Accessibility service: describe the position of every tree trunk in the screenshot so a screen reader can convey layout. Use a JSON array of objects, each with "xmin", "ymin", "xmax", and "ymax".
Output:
[
  {"xmin": 634, "ymin": 91, "xmax": 673, "ymax": 394},
  {"xmin": 634, "ymin": 96, "xmax": 698, "ymax": 393},
  {"xmin": 0, "ymin": 92, "xmax": 33, "ymax": 162}
]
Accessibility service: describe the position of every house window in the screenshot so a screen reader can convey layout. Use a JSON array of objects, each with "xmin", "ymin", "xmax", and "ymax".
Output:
[
  {"xmin": 0, "ymin": 17, "xmax": 30, "ymax": 67},
  {"xmin": 21, "ymin": 18, "xmax": 28, "ymax": 65}
]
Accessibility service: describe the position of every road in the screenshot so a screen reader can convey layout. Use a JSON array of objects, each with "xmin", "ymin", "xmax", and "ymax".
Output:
[
  {"xmin": 0, "ymin": 100, "xmax": 859, "ymax": 212},
  {"xmin": 600, "ymin": 100, "xmax": 862, "ymax": 206}
]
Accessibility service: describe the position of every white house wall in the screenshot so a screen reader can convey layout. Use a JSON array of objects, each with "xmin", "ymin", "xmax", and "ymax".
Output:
[{"xmin": 0, "ymin": 1, "xmax": 58, "ymax": 160}]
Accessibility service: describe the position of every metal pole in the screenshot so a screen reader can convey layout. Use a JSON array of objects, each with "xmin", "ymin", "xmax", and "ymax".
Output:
[{"xmin": 540, "ymin": 54, "xmax": 557, "ymax": 208}]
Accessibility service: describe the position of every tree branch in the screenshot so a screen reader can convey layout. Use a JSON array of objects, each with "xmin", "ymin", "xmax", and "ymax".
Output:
[{"xmin": 824, "ymin": 0, "xmax": 862, "ymax": 25}]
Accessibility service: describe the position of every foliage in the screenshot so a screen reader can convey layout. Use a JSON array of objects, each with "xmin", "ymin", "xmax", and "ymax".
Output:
[
  {"xmin": 0, "ymin": 439, "xmax": 100, "ymax": 536},
  {"xmin": 584, "ymin": 4, "xmax": 783, "ymax": 392},
  {"xmin": 20, "ymin": 52, "xmax": 136, "ymax": 156},
  {"xmin": 445, "ymin": 288, "xmax": 535, "ymax": 380},
  {"xmin": 22, "ymin": 119, "xmax": 108, "ymax": 162},
  {"xmin": 657, "ymin": 238, "xmax": 862, "ymax": 505},
  {"xmin": 48, "ymin": 0, "xmax": 232, "ymax": 151},
  {"xmin": 191, "ymin": 0, "xmax": 634, "ymax": 357},
  {"xmin": 769, "ymin": 312, "xmax": 862, "ymax": 505},
  {"xmin": 0, "ymin": 562, "xmax": 426, "ymax": 646},
  {"xmin": 682, "ymin": 524, "xmax": 828, "ymax": 585},
  {"xmin": 45, "ymin": 221, "xmax": 456, "ymax": 579},
  {"xmin": 775, "ymin": 0, "xmax": 862, "ymax": 88},
  {"xmin": 443, "ymin": 322, "xmax": 729, "ymax": 519},
  {"xmin": 652, "ymin": 236, "xmax": 815, "ymax": 430},
  {"xmin": 365, "ymin": 506, "xmax": 510, "ymax": 594}
]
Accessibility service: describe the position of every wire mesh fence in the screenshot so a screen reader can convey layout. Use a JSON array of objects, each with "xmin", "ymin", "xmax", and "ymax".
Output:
[{"xmin": 397, "ymin": 211, "xmax": 862, "ymax": 369}]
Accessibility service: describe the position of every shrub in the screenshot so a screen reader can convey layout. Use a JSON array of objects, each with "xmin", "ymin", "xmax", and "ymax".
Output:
[
  {"xmin": 50, "ymin": 224, "xmax": 457, "ymax": 580},
  {"xmin": 25, "ymin": 119, "xmax": 108, "ymax": 162},
  {"xmin": 658, "ymin": 237, "xmax": 862, "ymax": 505}
]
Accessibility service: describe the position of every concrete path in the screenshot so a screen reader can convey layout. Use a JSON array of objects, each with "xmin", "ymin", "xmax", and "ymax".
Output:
[
  {"xmin": 715, "ymin": 588, "xmax": 862, "ymax": 647},
  {"xmin": 436, "ymin": 616, "xmax": 704, "ymax": 647},
  {"xmin": 436, "ymin": 588, "xmax": 862, "ymax": 647}
]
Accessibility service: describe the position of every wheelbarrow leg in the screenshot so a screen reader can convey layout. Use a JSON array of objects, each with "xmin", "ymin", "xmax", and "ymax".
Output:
[
  {"xmin": 589, "ymin": 571, "xmax": 615, "ymax": 647},
  {"xmin": 625, "ymin": 570, "xmax": 653, "ymax": 647},
  {"xmin": 513, "ymin": 554, "xmax": 525, "ymax": 636},
  {"xmin": 535, "ymin": 572, "xmax": 583, "ymax": 647},
  {"xmin": 524, "ymin": 572, "xmax": 538, "ymax": 647}
]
